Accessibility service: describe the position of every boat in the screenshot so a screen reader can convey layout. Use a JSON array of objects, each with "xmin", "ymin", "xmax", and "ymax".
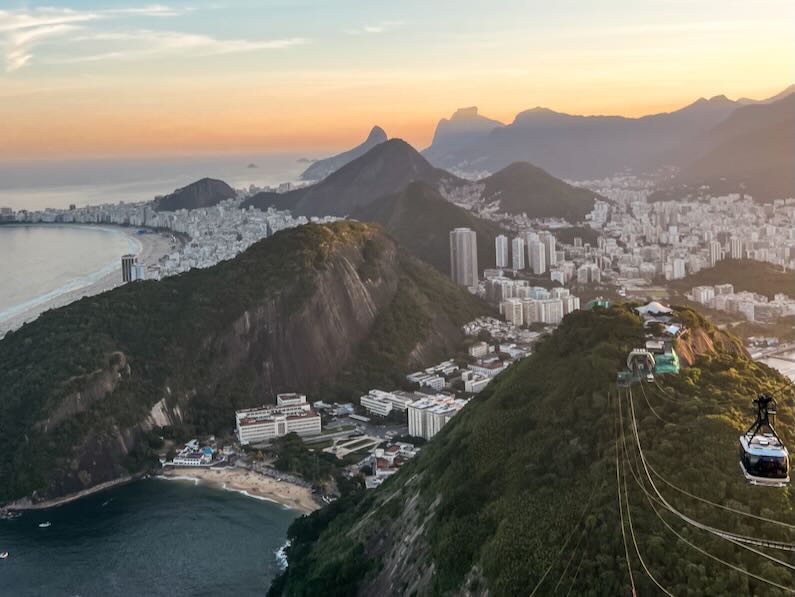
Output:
[
  {"xmin": 38, "ymin": 521, "xmax": 51, "ymax": 528},
  {"xmin": 0, "ymin": 552, "xmax": 8, "ymax": 560}
]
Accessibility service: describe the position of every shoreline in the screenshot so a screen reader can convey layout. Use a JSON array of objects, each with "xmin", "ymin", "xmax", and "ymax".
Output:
[
  {"xmin": 158, "ymin": 466, "xmax": 319, "ymax": 513},
  {"xmin": 2, "ymin": 476, "xmax": 135, "ymax": 512},
  {"xmin": 0, "ymin": 223, "xmax": 175, "ymax": 338}
]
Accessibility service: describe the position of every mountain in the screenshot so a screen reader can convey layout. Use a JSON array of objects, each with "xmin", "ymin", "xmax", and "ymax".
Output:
[
  {"xmin": 423, "ymin": 95, "xmax": 750, "ymax": 179},
  {"xmin": 422, "ymin": 107, "xmax": 504, "ymax": 167},
  {"xmin": 300, "ymin": 126, "xmax": 389, "ymax": 181},
  {"xmin": 0, "ymin": 222, "xmax": 489, "ymax": 504},
  {"xmin": 478, "ymin": 162, "xmax": 602, "ymax": 221},
  {"xmin": 270, "ymin": 305, "xmax": 795, "ymax": 596},
  {"xmin": 738, "ymin": 84, "xmax": 795, "ymax": 105},
  {"xmin": 353, "ymin": 181, "xmax": 506, "ymax": 274},
  {"xmin": 242, "ymin": 139, "xmax": 463, "ymax": 217},
  {"xmin": 673, "ymin": 92, "xmax": 795, "ymax": 200},
  {"xmin": 153, "ymin": 178, "xmax": 236, "ymax": 212}
]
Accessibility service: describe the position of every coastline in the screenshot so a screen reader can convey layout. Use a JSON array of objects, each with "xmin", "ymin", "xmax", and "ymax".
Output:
[
  {"xmin": 158, "ymin": 466, "xmax": 319, "ymax": 513},
  {"xmin": 0, "ymin": 224, "xmax": 175, "ymax": 338},
  {"xmin": 3, "ymin": 476, "xmax": 135, "ymax": 512}
]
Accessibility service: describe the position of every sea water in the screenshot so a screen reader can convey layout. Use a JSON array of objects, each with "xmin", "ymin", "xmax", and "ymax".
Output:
[{"xmin": 0, "ymin": 479, "xmax": 298, "ymax": 596}]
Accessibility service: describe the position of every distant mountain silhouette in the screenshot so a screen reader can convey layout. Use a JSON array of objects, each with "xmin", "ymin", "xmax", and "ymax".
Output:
[
  {"xmin": 478, "ymin": 162, "xmax": 602, "ymax": 221},
  {"xmin": 153, "ymin": 178, "xmax": 235, "ymax": 212},
  {"xmin": 673, "ymin": 92, "xmax": 795, "ymax": 200},
  {"xmin": 422, "ymin": 107, "xmax": 504, "ymax": 167},
  {"xmin": 353, "ymin": 181, "xmax": 505, "ymax": 274},
  {"xmin": 300, "ymin": 126, "xmax": 388, "ymax": 181},
  {"xmin": 422, "ymin": 88, "xmax": 795, "ymax": 179},
  {"xmin": 243, "ymin": 139, "xmax": 462, "ymax": 217}
]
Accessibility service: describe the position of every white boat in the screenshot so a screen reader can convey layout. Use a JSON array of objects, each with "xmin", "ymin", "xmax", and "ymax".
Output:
[
  {"xmin": 0, "ymin": 552, "xmax": 8, "ymax": 559},
  {"xmin": 38, "ymin": 521, "xmax": 51, "ymax": 528}
]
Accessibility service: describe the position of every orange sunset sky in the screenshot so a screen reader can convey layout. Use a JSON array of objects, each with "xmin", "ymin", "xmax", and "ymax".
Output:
[{"xmin": 1, "ymin": 0, "xmax": 793, "ymax": 159}]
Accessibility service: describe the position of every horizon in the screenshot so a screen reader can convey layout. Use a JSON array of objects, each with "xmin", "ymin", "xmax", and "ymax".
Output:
[{"xmin": 1, "ymin": 0, "xmax": 793, "ymax": 159}]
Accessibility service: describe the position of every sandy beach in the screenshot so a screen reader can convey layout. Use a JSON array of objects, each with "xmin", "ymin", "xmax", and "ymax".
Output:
[
  {"xmin": 159, "ymin": 466, "xmax": 319, "ymax": 513},
  {"xmin": 0, "ymin": 225, "xmax": 175, "ymax": 338}
]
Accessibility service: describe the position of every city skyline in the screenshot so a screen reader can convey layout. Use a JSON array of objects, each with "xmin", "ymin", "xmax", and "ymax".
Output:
[{"xmin": 1, "ymin": 0, "xmax": 793, "ymax": 158}]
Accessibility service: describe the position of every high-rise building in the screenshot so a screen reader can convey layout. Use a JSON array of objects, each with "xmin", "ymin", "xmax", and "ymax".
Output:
[
  {"xmin": 709, "ymin": 240, "xmax": 722, "ymax": 267},
  {"xmin": 528, "ymin": 240, "xmax": 546, "ymax": 275},
  {"xmin": 121, "ymin": 254, "xmax": 136, "ymax": 283},
  {"xmin": 730, "ymin": 237, "xmax": 743, "ymax": 260},
  {"xmin": 511, "ymin": 237, "xmax": 526, "ymax": 270},
  {"xmin": 539, "ymin": 231, "xmax": 557, "ymax": 267},
  {"xmin": 495, "ymin": 234, "xmax": 509, "ymax": 268},
  {"xmin": 672, "ymin": 258, "xmax": 686, "ymax": 280},
  {"xmin": 449, "ymin": 228, "xmax": 478, "ymax": 289}
]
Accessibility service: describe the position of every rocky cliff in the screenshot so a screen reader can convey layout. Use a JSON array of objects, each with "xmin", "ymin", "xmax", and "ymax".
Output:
[{"xmin": 0, "ymin": 222, "xmax": 489, "ymax": 504}]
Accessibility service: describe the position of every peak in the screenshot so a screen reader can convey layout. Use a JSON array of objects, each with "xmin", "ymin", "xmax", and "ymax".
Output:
[
  {"xmin": 451, "ymin": 106, "xmax": 480, "ymax": 119},
  {"xmin": 367, "ymin": 125, "xmax": 388, "ymax": 142}
]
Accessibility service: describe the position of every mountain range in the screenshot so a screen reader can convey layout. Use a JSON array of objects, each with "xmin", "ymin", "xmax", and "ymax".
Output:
[
  {"xmin": 422, "ymin": 86, "xmax": 795, "ymax": 185},
  {"xmin": 0, "ymin": 222, "xmax": 489, "ymax": 504},
  {"xmin": 243, "ymin": 138, "xmax": 598, "ymax": 224},
  {"xmin": 300, "ymin": 126, "xmax": 388, "ymax": 181},
  {"xmin": 153, "ymin": 178, "xmax": 236, "ymax": 212}
]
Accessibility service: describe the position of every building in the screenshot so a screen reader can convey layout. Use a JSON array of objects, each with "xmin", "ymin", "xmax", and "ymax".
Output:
[
  {"xmin": 449, "ymin": 228, "xmax": 479, "ymax": 289},
  {"xmin": 511, "ymin": 236, "xmax": 526, "ymax": 270},
  {"xmin": 709, "ymin": 240, "xmax": 722, "ymax": 267},
  {"xmin": 235, "ymin": 393, "xmax": 321, "ymax": 445},
  {"xmin": 495, "ymin": 234, "xmax": 509, "ymax": 268},
  {"xmin": 408, "ymin": 395, "xmax": 468, "ymax": 440},
  {"xmin": 501, "ymin": 298, "xmax": 524, "ymax": 326},
  {"xmin": 468, "ymin": 341, "xmax": 489, "ymax": 358},
  {"xmin": 672, "ymin": 258, "xmax": 686, "ymax": 280},
  {"xmin": 730, "ymin": 237, "xmax": 743, "ymax": 259},
  {"xmin": 172, "ymin": 452, "xmax": 212, "ymax": 466},
  {"xmin": 359, "ymin": 389, "xmax": 414, "ymax": 416},
  {"xmin": 528, "ymin": 240, "xmax": 546, "ymax": 275},
  {"xmin": 539, "ymin": 231, "xmax": 557, "ymax": 267},
  {"xmin": 121, "ymin": 254, "xmax": 136, "ymax": 282}
]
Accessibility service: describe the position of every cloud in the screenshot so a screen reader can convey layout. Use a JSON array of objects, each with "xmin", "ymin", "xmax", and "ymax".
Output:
[
  {"xmin": 346, "ymin": 20, "xmax": 404, "ymax": 35},
  {"xmin": 52, "ymin": 31, "xmax": 309, "ymax": 64},
  {"xmin": 1, "ymin": 5, "xmax": 306, "ymax": 72}
]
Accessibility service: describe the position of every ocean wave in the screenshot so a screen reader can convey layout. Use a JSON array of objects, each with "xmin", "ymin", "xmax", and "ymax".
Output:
[
  {"xmin": 275, "ymin": 540, "xmax": 291, "ymax": 570},
  {"xmin": 0, "ymin": 225, "xmax": 143, "ymax": 323}
]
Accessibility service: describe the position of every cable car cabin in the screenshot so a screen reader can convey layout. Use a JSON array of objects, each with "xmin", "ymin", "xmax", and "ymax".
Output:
[
  {"xmin": 627, "ymin": 349, "xmax": 655, "ymax": 383},
  {"xmin": 617, "ymin": 370, "xmax": 631, "ymax": 387},
  {"xmin": 739, "ymin": 435, "xmax": 790, "ymax": 487},
  {"xmin": 739, "ymin": 393, "xmax": 790, "ymax": 487}
]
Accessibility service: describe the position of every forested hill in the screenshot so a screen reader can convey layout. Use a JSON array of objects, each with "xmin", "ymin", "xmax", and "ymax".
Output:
[
  {"xmin": 0, "ymin": 222, "xmax": 489, "ymax": 504},
  {"xmin": 271, "ymin": 305, "xmax": 795, "ymax": 596}
]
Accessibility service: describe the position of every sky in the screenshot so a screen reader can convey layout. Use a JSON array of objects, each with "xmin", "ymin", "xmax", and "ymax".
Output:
[{"xmin": 1, "ymin": 0, "xmax": 793, "ymax": 159}]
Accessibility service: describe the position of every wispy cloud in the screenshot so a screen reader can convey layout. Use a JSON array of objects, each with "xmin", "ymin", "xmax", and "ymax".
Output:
[
  {"xmin": 1, "ymin": 5, "xmax": 306, "ymax": 72},
  {"xmin": 345, "ymin": 20, "xmax": 404, "ymax": 35}
]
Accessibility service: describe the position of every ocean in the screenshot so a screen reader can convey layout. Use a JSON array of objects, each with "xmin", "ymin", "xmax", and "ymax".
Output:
[
  {"xmin": 0, "ymin": 153, "xmax": 306, "ymax": 330},
  {"xmin": 0, "ymin": 224, "xmax": 140, "ymax": 326},
  {"xmin": 0, "ymin": 479, "xmax": 298, "ymax": 597},
  {"xmin": 0, "ymin": 154, "xmax": 307, "ymax": 212}
]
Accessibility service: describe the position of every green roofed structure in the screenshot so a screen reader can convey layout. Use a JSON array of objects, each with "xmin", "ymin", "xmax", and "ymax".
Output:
[{"xmin": 585, "ymin": 298, "xmax": 611, "ymax": 310}]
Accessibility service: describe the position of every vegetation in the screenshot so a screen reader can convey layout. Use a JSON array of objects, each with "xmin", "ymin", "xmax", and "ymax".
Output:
[
  {"xmin": 272, "ymin": 305, "xmax": 795, "ymax": 596},
  {"xmin": 0, "ymin": 221, "xmax": 488, "ymax": 502},
  {"xmin": 669, "ymin": 259, "xmax": 794, "ymax": 299}
]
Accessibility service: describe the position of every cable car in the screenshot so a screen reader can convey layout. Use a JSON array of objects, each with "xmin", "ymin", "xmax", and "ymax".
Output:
[
  {"xmin": 739, "ymin": 394, "xmax": 790, "ymax": 487},
  {"xmin": 627, "ymin": 349, "xmax": 656, "ymax": 383}
]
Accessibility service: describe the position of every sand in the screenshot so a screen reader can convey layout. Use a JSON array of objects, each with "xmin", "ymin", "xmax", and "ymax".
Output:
[
  {"xmin": 160, "ymin": 467, "xmax": 319, "ymax": 513},
  {"xmin": 0, "ymin": 225, "xmax": 175, "ymax": 338}
]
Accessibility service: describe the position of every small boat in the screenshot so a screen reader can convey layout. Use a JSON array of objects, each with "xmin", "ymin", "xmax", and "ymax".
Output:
[
  {"xmin": 0, "ymin": 552, "xmax": 8, "ymax": 560},
  {"xmin": 38, "ymin": 521, "xmax": 51, "ymax": 528}
]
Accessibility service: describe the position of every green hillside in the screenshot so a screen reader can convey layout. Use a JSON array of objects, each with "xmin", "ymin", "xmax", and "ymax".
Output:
[
  {"xmin": 0, "ymin": 222, "xmax": 489, "ymax": 503},
  {"xmin": 271, "ymin": 305, "xmax": 795, "ymax": 596},
  {"xmin": 353, "ymin": 181, "xmax": 506, "ymax": 275},
  {"xmin": 480, "ymin": 162, "xmax": 602, "ymax": 221},
  {"xmin": 669, "ymin": 259, "xmax": 794, "ymax": 299}
]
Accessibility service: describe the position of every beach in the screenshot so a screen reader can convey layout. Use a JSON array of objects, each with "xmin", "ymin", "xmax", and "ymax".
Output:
[
  {"xmin": 0, "ymin": 225, "xmax": 174, "ymax": 338},
  {"xmin": 159, "ymin": 466, "xmax": 319, "ymax": 513}
]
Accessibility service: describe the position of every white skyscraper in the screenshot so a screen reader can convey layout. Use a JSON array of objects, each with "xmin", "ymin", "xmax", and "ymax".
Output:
[
  {"xmin": 449, "ymin": 228, "xmax": 479, "ymax": 289},
  {"xmin": 672, "ymin": 258, "xmax": 686, "ymax": 280},
  {"xmin": 512, "ymin": 237, "xmax": 526, "ymax": 270},
  {"xmin": 709, "ymin": 240, "xmax": 722, "ymax": 267},
  {"xmin": 730, "ymin": 237, "xmax": 743, "ymax": 260},
  {"xmin": 495, "ymin": 234, "xmax": 509, "ymax": 268},
  {"xmin": 539, "ymin": 231, "xmax": 557, "ymax": 267},
  {"xmin": 529, "ymin": 240, "xmax": 546, "ymax": 275}
]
